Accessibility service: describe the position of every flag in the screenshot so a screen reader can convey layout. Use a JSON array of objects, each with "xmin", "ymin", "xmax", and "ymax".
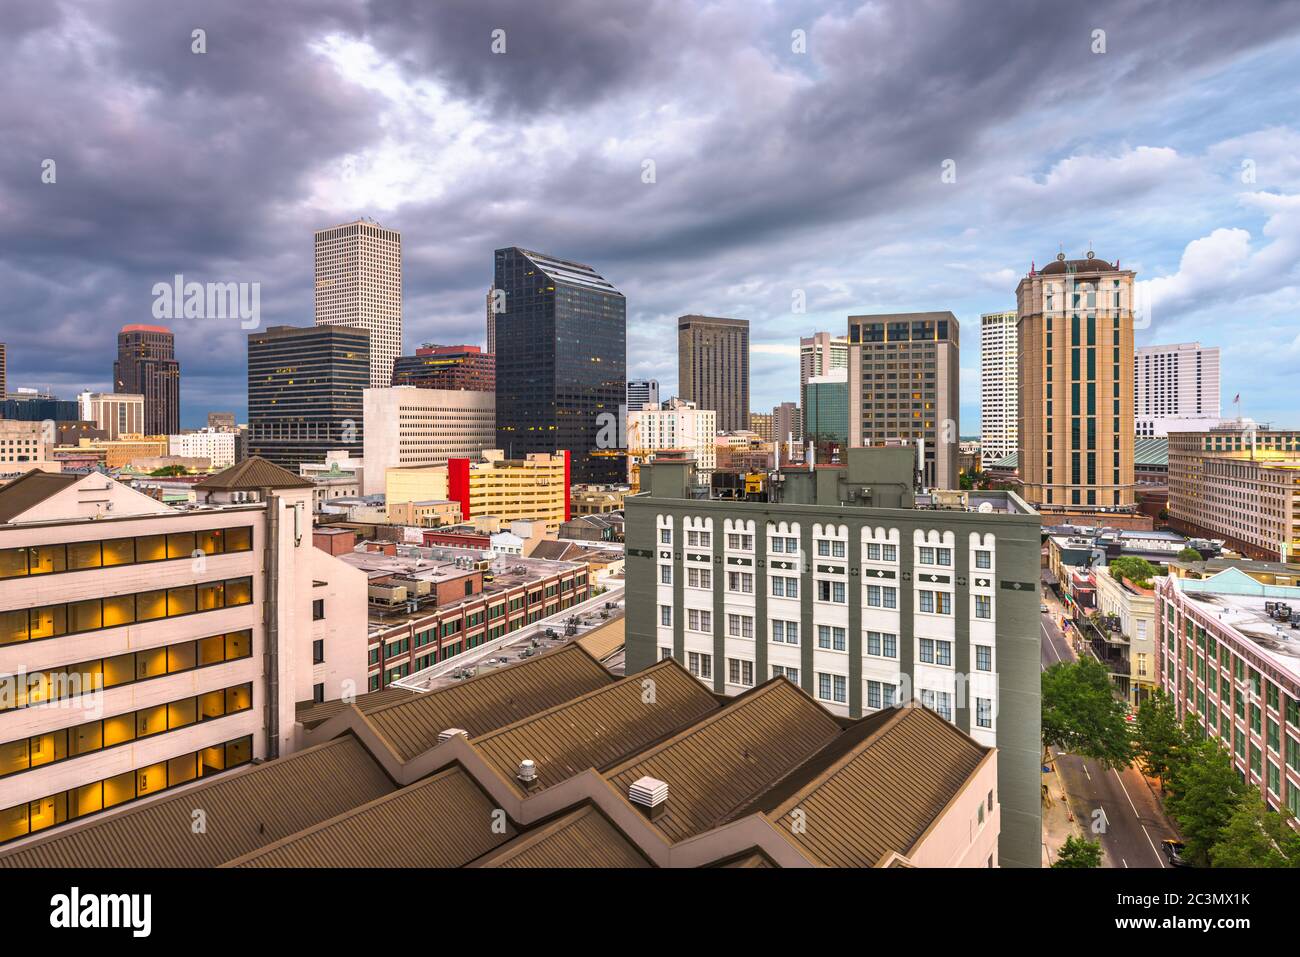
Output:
[{"xmin": 1234, "ymin": 393, "xmax": 1240, "ymax": 404}]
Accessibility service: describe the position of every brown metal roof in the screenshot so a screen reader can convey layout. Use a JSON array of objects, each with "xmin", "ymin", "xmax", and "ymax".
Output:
[
  {"xmin": 482, "ymin": 805, "xmax": 651, "ymax": 868},
  {"xmin": 0, "ymin": 737, "xmax": 395, "ymax": 868},
  {"xmin": 714, "ymin": 850, "xmax": 776, "ymax": 868},
  {"xmin": 471, "ymin": 659, "xmax": 719, "ymax": 795},
  {"xmin": 295, "ymin": 685, "xmax": 417, "ymax": 729},
  {"xmin": 576, "ymin": 616, "xmax": 625, "ymax": 662},
  {"xmin": 604, "ymin": 678, "xmax": 842, "ymax": 843},
  {"xmin": 0, "ymin": 470, "xmax": 80, "ymax": 523},
  {"xmin": 363, "ymin": 643, "xmax": 616, "ymax": 761},
  {"xmin": 194, "ymin": 456, "xmax": 312, "ymax": 490},
  {"xmin": 229, "ymin": 766, "xmax": 515, "ymax": 868},
  {"xmin": 767, "ymin": 705, "xmax": 990, "ymax": 867}
]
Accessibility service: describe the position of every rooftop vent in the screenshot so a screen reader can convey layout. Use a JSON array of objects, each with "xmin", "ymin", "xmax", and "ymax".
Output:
[
  {"xmin": 517, "ymin": 759, "xmax": 538, "ymax": 785},
  {"xmin": 628, "ymin": 776, "xmax": 669, "ymax": 820},
  {"xmin": 437, "ymin": 728, "xmax": 467, "ymax": 742}
]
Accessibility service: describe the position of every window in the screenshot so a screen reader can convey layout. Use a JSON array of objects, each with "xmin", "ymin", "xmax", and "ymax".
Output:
[
  {"xmin": 976, "ymin": 698, "xmax": 993, "ymax": 728},
  {"xmin": 975, "ymin": 595, "xmax": 992, "ymax": 620},
  {"xmin": 727, "ymin": 614, "xmax": 754, "ymax": 639},
  {"xmin": 660, "ymin": 647, "xmax": 673, "ymax": 661},
  {"xmin": 687, "ymin": 567, "xmax": 712, "ymax": 589},
  {"xmin": 770, "ymin": 536, "xmax": 798, "ymax": 553},
  {"xmin": 975, "ymin": 645, "xmax": 992, "ymax": 671},
  {"xmin": 312, "ymin": 639, "xmax": 324, "ymax": 664},
  {"xmin": 919, "ymin": 639, "xmax": 952, "ymax": 666},
  {"xmin": 771, "ymin": 576, "xmax": 798, "ymax": 598},
  {"xmin": 866, "ymin": 631, "xmax": 897, "ymax": 658},
  {"xmin": 312, "ymin": 683, "xmax": 325, "ymax": 704},
  {"xmin": 866, "ymin": 584, "xmax": 898, "ymax": 609},
  {"xmin": 817, "ymin": 580, "xmax": 846, "ymax": 604},
  {"xmin": 817, "ymin": 673, "xmax": 847, "ymax": 704},
  {"xmin": 772, "ymin": 665, "xmax": 799, "ymax": 684},
  {"xmin": 727, "ymin": 658, "xmax": 754, "ymax": 686},
  {"xmin": 974, "ymin": 550, "xmax": 991, "ymax": 570},
  {"xmin": 0, "ymin": 526, "xmax": 253, "ymax": 581},
  {"xmin": 659, "ymin": 605, "xmax": 672, "ymax": 627},
  {"xmin": 727, "ymin": 571, "xmax": 754, "ymax": 594},
  {"xmin": 727, "ymin": 533, "xmax": 753, "ymax": 551},
  {"xmin": 771, "ymin": 620, "xmax": 799, "ymax": 645},
  {"xmin": 686, "ymin": 608, "xmax": 712, "ymax": 633},
  {"xmin": 312, "ymin": 599, "xmax": 326, "ymax": 621},
  {"xmin": 687, "ymin": 652, "xmax": 712, "ymax": 679},
  {"xmin": 660, "ymin": 529, "xmax": 671, "ymax": 544},
  {"xmin": 919, "ymin": 590, "xmax": 951, "ymax": 615},
  {"xmin": 816, "ymin": 540, "xmax": 846, "ymax": 558},
  {"xmin": 660, "ymin": 565, "xmax": 672, "ymax": 585},
  {"xmin": 686, "ymin": 530, "xmax": 711, "ymax": 549},
  {"xmin": 921, "ymin": 689, "xmax": 953, "ymax": 721},
  {"xmin": 817, "ymin": 625, "xmax": 847, "ymax": 651}
]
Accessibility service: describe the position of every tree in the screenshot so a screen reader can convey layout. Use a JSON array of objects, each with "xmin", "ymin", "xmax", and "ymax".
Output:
[
  {"xmin": 1053, "ymin": 835, "xmax": 1103, "ymax": 868},
  {"xmin": 1166, "ymin": 737, "xmax": 1247, "ymax": 866},
  {"xmin": 1109, "ymin": 556, "xmax": 1158, "ymax": 588},
  {"xmin": 149, "ymin": 465, "xmax": 189, "ymax": 477},
  {"xmin": 1178, "ymin": 546, "xmax": 1204, "ymax": 563},
  {"xmin": 1041, "ymin": 657, "xmax": 1133, "ymax": 769},
  {"xmin": 1209, "ymin": 790, "xmax": 1300, "ymax": 867},
  {"xmin": 958, "ymin": 471, "xmax": 974, "ymax": 491},
  {"xmin": 1134, "ymin": 690, "xmax": 1186, "ymax": 788}
]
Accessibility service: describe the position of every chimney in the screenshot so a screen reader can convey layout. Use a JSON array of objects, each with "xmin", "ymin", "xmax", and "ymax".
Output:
[
  {"xmin": 438, "ymin": 728, "xmax": 467, "ymax": 743},
  {"xmin": 628, "ymin": 775, "xmax": 669, "ymax": 821}
]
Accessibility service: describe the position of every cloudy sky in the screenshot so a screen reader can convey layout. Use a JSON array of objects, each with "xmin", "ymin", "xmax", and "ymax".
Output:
[{"xmin": 3, "ymin": 0, "xmax": 1300, "ymax": 431}]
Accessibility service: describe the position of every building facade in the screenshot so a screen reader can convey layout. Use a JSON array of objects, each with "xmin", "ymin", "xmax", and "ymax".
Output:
[
  {"xmin": 392, "ymin": 344, "xmax": 495, "ymax": 392},
  {"xmin": 623, "ymin": 447, "xmax": 1043, "ymax": 868},
  {"xmin": 848, "ymin": 311, "xmax": 960, "ymax": 489},
  {"xmin": 627, "ymin": 379, "xmax": 660, "ymax": 413},
  {"xmin": 1016, "ymin": 252, "xmax": 1136, "ymax": 511},
  {"xmin": 248, "ymin": 325, "xmax": 369, "ymax": 472},
  {"xmin": 1156, "ymin": 569, "xmax": 1300, "ymax": 817},
  {"xmin": 1135, "ymin": 341, "xmax": 1221, "ymax": 438},
  {"xmin": 169, "ymin": 429, "xmax": 238, "ymax": 469},
  {"xmin": 800, "ymin": 332, "xmax": 849, "ymax": 438},
  {"xmin": 493, "ymin": 247, "xmax": 626, "ymax": 485},
  {"xmin": 0, "ymin": 462, "xmax": 368, "ymax": 848},
  {"xmin": 361, "ymin": 387, "xmax": 495, "ymax": 495},
  {"xmin": 78, "ymin": 392, "xmax": 144, "ymax": 441},
  {"xmin": 114, "ymin": 325, "xmax": 179, "ymax": 437},
  {"xmin": 980, "ymin": 311, "xmax": 1018, "ymax": 467},
  {"xmin": 804, "ymin": 369, "xmax": 849, "ymax": 446},
  {"xmin": 628, "ymin": 398, "xmax": 718, "ymax": 480},
  {"xmin": 314, "ymin": 219, "xmax": 403, "ymax": 390},
  {"xmin": 677, "ymin": 315, "xmax": 750, "ymax": 433},
  {"xmin": 773, "ymin": 401, "xmax": 802, "ymax": 446},
  {"xmin": 1167, "ymin": 424, "xmax": 1300, "ymax": 560}
]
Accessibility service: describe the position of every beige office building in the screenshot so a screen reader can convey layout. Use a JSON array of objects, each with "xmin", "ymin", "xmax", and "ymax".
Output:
[
  {"xmin": 79, "ymin": 392, "xmax": 144, "ymax": 441},
  {"xmin": 361, "ymin": 387, "xmax": 495, "ymax": 495},
  {"xmin": 628, "ymin": 398, "xmax": 717, "ymax": 481},
  {"xmin": 1016, "ymin": 253, "xmax": 1135, "ymax": 510},
  {"xmin": 1168, "ymin": 424, "xmax": 1300, "ymax": 560},
  {"xmin": 314, "ymin": 220, "xmax": 403, "ymax": 389},
  {"xmin": 848, "ymin": 312, "xmax": 959, "ymax": 489},
  {"xmin": 677, "ymin": 315, "xmax": 749, "ymax": 433}
]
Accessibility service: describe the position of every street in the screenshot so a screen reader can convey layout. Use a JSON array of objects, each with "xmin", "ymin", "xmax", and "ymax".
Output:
[{"xmin": 1040, "ymin": 593, "xmax": 1179, "ymax": 868}]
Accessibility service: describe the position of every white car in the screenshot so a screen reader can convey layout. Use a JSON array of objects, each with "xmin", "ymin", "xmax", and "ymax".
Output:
[{"xmin": 1040, "ymin": 603, "xmax": 1050, "ymax": 613}]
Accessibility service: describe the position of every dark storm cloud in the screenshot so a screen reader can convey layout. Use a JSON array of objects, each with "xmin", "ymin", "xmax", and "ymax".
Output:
[{"xmin": 1, "ymin": 0, "xmax": 1299, "ymax": 424}]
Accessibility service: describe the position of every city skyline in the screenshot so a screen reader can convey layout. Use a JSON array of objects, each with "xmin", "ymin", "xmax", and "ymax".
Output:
[{"xmin": 2, "ymin": 2, "xmax": 1298, "ymax": 430}]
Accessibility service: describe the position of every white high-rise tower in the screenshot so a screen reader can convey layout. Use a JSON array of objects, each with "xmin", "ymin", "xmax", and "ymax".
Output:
[
  {"xmin": 980, "ymin": 311, "xmax": 1017, "ymax": 466},
  {"xmin": 314, "ymin": 219, "xmax": 402, "ymax": 389}
]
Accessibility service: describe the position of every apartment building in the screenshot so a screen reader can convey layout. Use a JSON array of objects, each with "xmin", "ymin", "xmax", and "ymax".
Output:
[
  {"xmin": 848, "ymin": 312, "xmax": 960, "ymax": 489},
  {"xmin": 78, "ymin": 392, "xmax": 144, "ymax": 441},
  {"xmin": 169, "ymin": 429, "xmax": 237, "ymax": 469},
  {"xmin": 361, "ymin": 386, "xmax": 495, "ymax": 495},
  {"xmin": 1167, "ymin": 424, "xmax": 1300, "ymax": 560},
  {"xmin": 1156, "ymin": 569, "xmax": 1300, "ymax": 817},
  {"xmin": 628, "ymin": 398, "xmax": 717, "ymax": 479},
  {"xmin": 623, "ymin": 446, "xmax": 1043, "ymax": 868},
  {"xmin": 0, "ymin": 459, "xmax": 368, "ymax": 848},
  {"xmin": 1135, "ymin": 341, "xmax": 1221, "ymax": 438},
  {"xmin": 0, "ymin": 421, "xmax": 55, "ymax": 471},
  {"xmin": 980, "ymin": 311, "xmax": 1018, "ymax": 467}
]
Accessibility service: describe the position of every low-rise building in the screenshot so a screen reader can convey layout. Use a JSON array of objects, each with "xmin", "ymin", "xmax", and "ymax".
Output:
[
  {"xmin": 386, "ymin": 499, "xmax": 462, "ymax": 527},
  {"xmin": 570, "ymin": 485, "xmax": 626, "ymax": 515},
  {"xmin": 362, "ymin": 386, "xmax": 495, "ymax": 495},
  {"xmin": 0, "ymin": 459, "xmax": 369, "ymax": 848},
  {"xmin": 168, "ymin": 429, "xmax": 237, "ymax": 469},
  {"xmin": 1092, "ymin": 565, "xmax": 1158, "ymax": 706},
  {"xmin": 387, "ymin": 450, "xmax": 570, "ymax": 531}
]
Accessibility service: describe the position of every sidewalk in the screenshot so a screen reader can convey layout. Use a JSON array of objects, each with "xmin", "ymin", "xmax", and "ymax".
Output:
[{"xmin": 1040, "ymin": 750, "xmax": 1084, "ymax": 866}]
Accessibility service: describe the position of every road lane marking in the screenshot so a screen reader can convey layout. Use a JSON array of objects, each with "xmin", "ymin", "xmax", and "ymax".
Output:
[{"xmin": 1111, "ymin": 768, "xmax": 1166, "ymax": 868}]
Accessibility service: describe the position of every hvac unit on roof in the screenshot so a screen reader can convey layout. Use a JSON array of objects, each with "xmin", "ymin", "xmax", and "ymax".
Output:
[
  {"xmin": 437, "ymin": 728, "xmax": 467, "ymax": 742},
  {"xmin": 628, "ymin": 776, "xmax": 669, "ymax": 820}
]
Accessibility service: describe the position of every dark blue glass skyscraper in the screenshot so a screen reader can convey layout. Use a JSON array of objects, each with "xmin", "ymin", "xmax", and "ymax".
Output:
[{"xmin": 493, "ymin": 248, "xmax": 626, "ymax": 484}]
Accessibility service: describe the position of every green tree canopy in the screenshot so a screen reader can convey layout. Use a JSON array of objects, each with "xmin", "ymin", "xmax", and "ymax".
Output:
[
  {"xmin": 1209, "ymin": 789, "xmax": 1300, "ymax": 868},
  {"xmin": 1041, "ymin": 656, "xmax": 1133, "ymax": 769},
  {"xmin": 1166, "ymin": 736, "xmax": 1248, "ymax": 866},
  {"xmin": 1178, "ymin": 546, "xmax": 1205, "ymax": 563},
  {"xmin": 149, "ymin": 465, "xmax": 189, "ymax": 476},
  {"xmin": 1108, "ymin": 556, "xmax": 1159, "ymax": 588},
  {"xmin": 1052, "ymin": 834, "xmax": 1103, "ymax": 868},
  {"xmin": 1134, "ymin": 690, "xmax": 1186, "ymax": 787}
]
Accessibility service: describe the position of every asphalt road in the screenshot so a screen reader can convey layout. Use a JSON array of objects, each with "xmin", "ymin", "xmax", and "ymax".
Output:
[{"xmin": 1040, "ymin": 595, "xmax": 1179, "ymax": 868}]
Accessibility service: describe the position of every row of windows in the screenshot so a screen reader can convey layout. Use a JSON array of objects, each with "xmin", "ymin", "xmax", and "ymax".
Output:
[
  {"xmin": 0, "ymin": 735, "xmax": 254, "ymax": 846},
  {"xmin": 0, "ymin": 526, "xmax": 253, "ymax": 580},
  {"xmin": 0, "ymin": 630, "xmax": 253, "ymax": 713},
  {"xmin": 0, "ymin": 577, "xmax": 254, "ymax": 646},
  {"xmin": 0, "ymin": 683, "xmax": 253, "ymax": 779}
]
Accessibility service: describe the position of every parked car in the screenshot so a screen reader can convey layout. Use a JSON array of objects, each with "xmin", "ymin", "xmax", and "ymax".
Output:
[
  {"xmin": 1161, "ymin": 839, "xmax": 1192, "ymax": 867},
  {"xmin": 1041, "ymin": 603, "xmax": 1050, "ymax": 613}
]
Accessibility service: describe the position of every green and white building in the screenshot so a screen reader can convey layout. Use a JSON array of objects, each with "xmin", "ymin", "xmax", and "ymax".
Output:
[{"xmin": 624, "ymin": 447, "xmax": 1044, "ymax": 867}]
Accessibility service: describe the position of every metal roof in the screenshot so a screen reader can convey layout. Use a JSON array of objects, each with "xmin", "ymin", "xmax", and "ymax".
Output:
[{"xmin": 481, "ymin": 804, "xmax": 650, "ymax": 868}]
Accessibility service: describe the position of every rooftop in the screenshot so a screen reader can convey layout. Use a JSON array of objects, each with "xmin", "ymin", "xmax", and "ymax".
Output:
[
  {"xmin": 195, "ymin": 456, "xmax": 312, "ymax": 491},
  {"xmin": 1172, "ymin": 570, "xmax": 1300, "ymax": 679}
]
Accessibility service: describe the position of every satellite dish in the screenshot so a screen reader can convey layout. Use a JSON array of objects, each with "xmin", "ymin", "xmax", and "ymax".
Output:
[{"xmin": 978, "ymin": 502, "xmax": 993, "ymax": 513}]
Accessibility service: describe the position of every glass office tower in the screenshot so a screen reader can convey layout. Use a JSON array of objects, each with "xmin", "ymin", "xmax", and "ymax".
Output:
[{"xmin": 493, "ymin": 248, "xmax": 626, "ymax": 484}]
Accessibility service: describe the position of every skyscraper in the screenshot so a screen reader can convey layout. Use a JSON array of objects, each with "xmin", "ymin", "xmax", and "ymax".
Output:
[
  {"xmin": 114, "ymin": 324, "xmax": 180, "ymax": 435},
  {"xmin": 486, "ymin": 287, "xmax": 496, "ymax": 355},
  {"xmin": 980, "ymin": 311, "xmax": 1018, "ymax": 466},
  {"xmin": 314, "ymin": 219, "xmax": 402, "ymax": 389},
  {"xmin": 627, "ymin": 379, "xmax": 660, "ymax": 411},
  {"xmin": 805, "ymin": 369, "xmax": 849, "ymax": 446},
  {"xmin": 1016, "ymin": 251, "xmax": 1135, "ymax": 510},
  {"xmin": 1135, "ymin": 341, "xmax": 1221, "ymax": 437},
  {"xmin": 0, "ymin": 342, "xmax": 6, "ymax": 398},
  {"xmin": 247, "ymin": 325, "xmax": 369, "ymax": 470},
  {"xmin": 392, "ymin": 345, "xmax": 495, "ymax": 392},
  {"xmin": 493, "ymin": 247, "xmax": 626, "ymax": 485},
  {"xmin": 800, "ymin": 332, "xmax": 849, "ymax": 436},
  {"xmin": 848, "ymin": 312, "xmax": 960, "ymax": 489},
  {"xmin": 677, "ymin": 315, "xmax": 749, "ymax": 433}
]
